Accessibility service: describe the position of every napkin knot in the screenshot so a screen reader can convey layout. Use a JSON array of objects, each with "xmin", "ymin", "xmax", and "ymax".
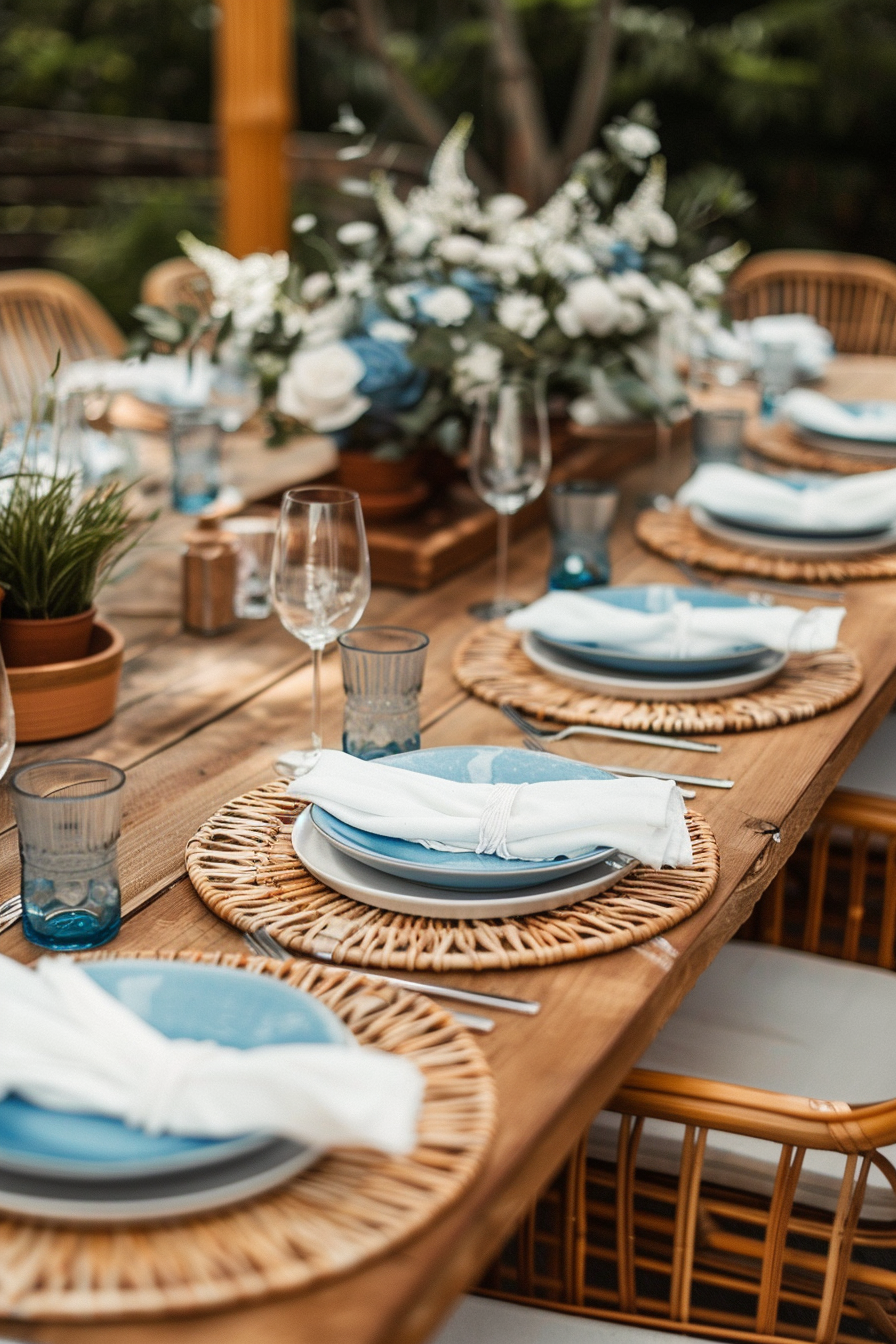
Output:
[
  {"xmin": 476, "ymin": 782, "xmax": 526, "ymax": 859},
  {"xmin": 125, "ymin": 1037, "xmax": 220, "ymax": 1136}
]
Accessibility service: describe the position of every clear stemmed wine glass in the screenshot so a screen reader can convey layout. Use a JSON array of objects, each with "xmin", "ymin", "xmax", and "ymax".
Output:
[
  {"xmin": 271, "ymin": 486, "xmax": 371, "ymax": 776},
  {"xmin": 467, "ymin": 374, "xmax": 552, "ymax": 620}
]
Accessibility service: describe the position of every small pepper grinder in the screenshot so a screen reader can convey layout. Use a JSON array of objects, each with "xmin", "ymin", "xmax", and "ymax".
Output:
[{"xmin": 182, "ymin": 517, "xmax": 239, "ymax": 635}]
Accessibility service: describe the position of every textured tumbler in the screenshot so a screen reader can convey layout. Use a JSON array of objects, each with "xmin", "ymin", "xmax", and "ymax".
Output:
[{"xmin": 338, "ymin": 627, "xmax": 429, "ymax": 759}]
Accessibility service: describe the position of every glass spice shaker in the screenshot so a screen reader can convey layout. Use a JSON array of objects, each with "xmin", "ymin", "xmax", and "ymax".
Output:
[{"xmin": 182, "ymin": 517, "xmax": 239, "ymax": 635}]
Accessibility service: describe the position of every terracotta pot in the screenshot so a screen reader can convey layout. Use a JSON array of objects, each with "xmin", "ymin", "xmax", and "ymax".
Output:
[
  {"xmin": 337, "ymin": 451, "xmax": 430, "ymax": 523},
  {"xmin": 6, "ymin": 619, "xmax": 124, "ymax": 743},
  {"xmin": 0, "ymin": 607, "xmax": 96, "ymax": 669}
]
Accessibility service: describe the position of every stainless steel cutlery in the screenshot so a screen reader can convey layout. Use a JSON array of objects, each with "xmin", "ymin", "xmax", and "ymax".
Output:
[{"xmin": 501, "ymin": 703, "xmax": 720, "ymax": 755}]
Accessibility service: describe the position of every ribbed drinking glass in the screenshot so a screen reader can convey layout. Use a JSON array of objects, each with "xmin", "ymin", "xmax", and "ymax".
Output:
[{"xmin": 338, "ymin": 626, "xmax": 429, "ymax": 759}]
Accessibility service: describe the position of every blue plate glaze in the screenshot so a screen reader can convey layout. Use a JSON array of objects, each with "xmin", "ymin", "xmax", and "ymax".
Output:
[
  {"xmin": 0, "ymin": 960, "xmax": 348, "ymax": 1181},
  {"xmin": 310, "ymin": 746, "xmax": 616, "ymax": 891},
  {"xmin": 533, "ymin": 584, "xmax": 769, "ymax": 676}
]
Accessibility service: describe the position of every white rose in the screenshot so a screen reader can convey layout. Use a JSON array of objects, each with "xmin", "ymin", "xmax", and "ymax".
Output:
[
  {"xmin": 368, "ymin": 319, "xmax": 414, "ymax": 343},
  {"xmin": 418, "ymin": 285, "xmax": 473, "ymax": 326},
  {"xmin": 300, "ymin": 272, "xmax": 333, "ymax": 303},
  {"xmin": 453, "ymin": 341, "xmax": 503, "ymax": 401},
  {"xmin": 615, "ymin": 123, "xmax": 661, "ymax": 158},
  {"xmin": 276, "ymin": 342, "xmax": 370, "ymax": 432},
  {"xmin": 437, "ymin": 234, "xmax": 484, "ymax": 266},
  {"xmin": 563, "ymin": 276, "xmax": 624, "ymax": 337},
  {"xmin": 336, "ymin": 220, "xmax": 378, "ymax": 247},
  {"xmin": 496, "ymin": 292, "xmax": 548, "ymax": 340}
]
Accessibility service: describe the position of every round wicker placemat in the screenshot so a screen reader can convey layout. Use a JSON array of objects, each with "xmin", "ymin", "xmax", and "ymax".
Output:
[
  {"xmin": 453, "ymin": 624, "xmax": 862, "ymax": 735},
  {"xmin": 747, "ymin": 420, "xmax": 892, "ymax": 476},
  {"xmin": 185, "ymin": 782, "xmax": 719, "ymax": 971},
  {"xmin": 636, "ymin": 505, "xmax": 896, "ymax": 584},
  {"xmin": 0, "ymin": 949, "xmax": 495, "ymax": 1321}
]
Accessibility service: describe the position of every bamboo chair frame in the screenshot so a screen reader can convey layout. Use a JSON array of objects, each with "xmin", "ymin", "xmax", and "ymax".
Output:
[
  {"xmin": 0, "ymin": 269, "xmax": 125, "ymax": 416},
  {"xmin": 141, "ymin": 257, "xmax": 212, "ymax": 317},
  {"xmin": 726, "ymin": 251, "xmax": 896, "ymax": 356},
  {"xmin": 482, "ymin": 786, "xmax": 896, "ymax": 1344}
]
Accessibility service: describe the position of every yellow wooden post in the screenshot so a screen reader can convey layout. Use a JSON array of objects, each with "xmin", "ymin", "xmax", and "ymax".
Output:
[{"xmin": 216, "ymin": 0, "xmax": 292, "ymax": 257}]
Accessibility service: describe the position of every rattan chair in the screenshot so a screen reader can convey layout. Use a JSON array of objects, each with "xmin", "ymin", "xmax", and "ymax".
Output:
[
  {"xmin": 726, "ymin": 251, "xmax": 896, "ymax": 355},
  {"xmin": 432, "ymin": 1295, "xmax": 711, "ymax": 1343},
  {"xmin": 141, "ymin": 257, "xmax": 212, "ymax": 317},
  {"xmin": 0, "ymin": 269, "xmax": 125, "ymax": 417},
  {"xmin": 483, "ymin": 738, "xmax": 896, "ymax": 1344}
]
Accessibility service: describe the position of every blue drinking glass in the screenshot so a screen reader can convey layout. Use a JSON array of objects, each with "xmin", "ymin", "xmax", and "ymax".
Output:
[
  {"xmin": 170, "ymin": 410, "xmax": 221, "ymax": 513},
  {"xmin": 11, "ymin": 759, "xmax": 125, "ymax": 951},
  {"xmin": 338, "ymin": 627, "xmax": 429, "ymax": 760},
  {"xmin": 548, "ymin": 481, "xmax": 619, "ymax": 589}
]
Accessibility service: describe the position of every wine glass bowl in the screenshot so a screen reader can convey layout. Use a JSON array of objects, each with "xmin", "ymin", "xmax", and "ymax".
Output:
[
  {"xmin": 468, "ymin": 375, "xmax": 551, "ymax": 620},
  {"xmin": 272, "ymin": 486, "xmax": 370, "ymax": 775}
]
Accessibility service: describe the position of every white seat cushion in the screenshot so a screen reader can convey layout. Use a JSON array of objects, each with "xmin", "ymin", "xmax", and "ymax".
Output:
[
  {"xmin": 430, "ymin": 1296, "xmax": 711, "ymax": 1343},
  {"xmin": 590, "ymin": 942, "xmax": 896, "ymax": 1218},
  {"xmin": 838, "ymin": 713, "xmax": 896, "ymax": 800}
]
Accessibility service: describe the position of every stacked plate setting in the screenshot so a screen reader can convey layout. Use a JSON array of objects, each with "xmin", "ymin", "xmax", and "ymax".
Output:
[
  {"xmin": 293, "ymin": 746, "xmax": 640, "ymax": 920},
  {"xmin": 520, "ymin": 585, "xmax": 787, "ymax": 702},
  {"xmin": 0, "ymin": 960, "xmax": 350, "ymax": 1224},
  {"xmin": 787, "ymin": 397, "xmax": 896, "ymax": 465}
]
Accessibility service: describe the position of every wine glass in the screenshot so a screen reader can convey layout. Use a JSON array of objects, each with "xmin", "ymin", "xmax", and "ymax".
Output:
[
  {"xmin": 468, "ymin": 374, "xmax": 551, "ymax": 620},
  {"xmin": 271, "ymin": 486, "xmax": 371, "ymax": 775},
  {"xmin": 0, "ymin": 643, "xmax": 14, "ymax": 783}
]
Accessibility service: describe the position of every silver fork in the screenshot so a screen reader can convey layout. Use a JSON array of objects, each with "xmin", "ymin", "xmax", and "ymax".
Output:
[
  {"xmin": 675, "ymin": 560, "xmax": 845, "ymax": 604},
  {"xmin": 521, "ymin": 734, "xmax": 732, "ymax": 790},
  {"xmin": 501, "ymin": 703, "xmax": 720, "ymax": 755}
]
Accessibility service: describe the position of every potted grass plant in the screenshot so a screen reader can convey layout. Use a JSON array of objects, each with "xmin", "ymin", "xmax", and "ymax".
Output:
[{"xmin": 0, "ymin": 469, "xmax": 145, "ymax": 741}]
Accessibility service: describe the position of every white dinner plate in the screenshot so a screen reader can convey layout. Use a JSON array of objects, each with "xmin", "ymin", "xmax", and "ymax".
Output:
[
  {"xmin": 690, "ymin": 504, "xmax": 896, "ymax": 559},
  {"xmin": 521, "ymin": 632, "xmax": 787, "ymax": 702},
  {"xmin": 795, "ymin": 428, "xmax": 896, "ymax": 463},
  {"xmin": 293, "ymin": 811, "xmax": 638, "ymax": 920}
]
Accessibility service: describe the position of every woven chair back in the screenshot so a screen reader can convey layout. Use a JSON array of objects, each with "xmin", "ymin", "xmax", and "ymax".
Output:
[
  {"xmin": 141, "ymin": 257, "xmax": 212, "ymax": 318},
  {"xmin": 0, "ymin": 269, "xmax": 124, "ymax": 418},
  {"xmin": 727, "ymin": 250, "xmax": 896, "ymax": 355}
]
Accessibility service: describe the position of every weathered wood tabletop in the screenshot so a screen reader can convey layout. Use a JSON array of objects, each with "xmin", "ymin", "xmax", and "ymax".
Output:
[{"xmin": 3, "ymin": 357, "xmax": 896, "ymax": 1344}]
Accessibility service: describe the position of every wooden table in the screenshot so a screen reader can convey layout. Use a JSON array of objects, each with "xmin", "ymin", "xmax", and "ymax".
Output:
[{"xmin": 4, "ymin": 356, "xmax": 896, "ymax": 1344}]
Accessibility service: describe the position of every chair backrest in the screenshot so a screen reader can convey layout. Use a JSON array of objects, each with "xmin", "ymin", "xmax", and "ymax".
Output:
[
  {"xmin": 726, "ymin": 250, "xmax": 896, "ymax": 355},
  {"xmin": 141, "ymin": 257, "xmax": 212, "ymax": 318},
  {"xmin": 0, "ymin": 269, "xmax": 125, "ymax": 419}
]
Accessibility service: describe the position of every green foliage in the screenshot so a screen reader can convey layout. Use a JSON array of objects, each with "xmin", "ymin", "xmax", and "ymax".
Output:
[{"xmin": 0, "ymin": 468, "xmax": 146, "ymax": 619}]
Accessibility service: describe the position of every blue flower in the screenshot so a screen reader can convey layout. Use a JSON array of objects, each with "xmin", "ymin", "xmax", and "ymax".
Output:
[
  {"xmin": 450, "ymin": 268, "xmax": 496, "ymax": 312},
  {"xmin": 345, "ymin": 336, "xmax": 427, "ymax": 412},
  {"xmin": 610, "ymin": 241, "xmax": 644, "ymax": 273}
]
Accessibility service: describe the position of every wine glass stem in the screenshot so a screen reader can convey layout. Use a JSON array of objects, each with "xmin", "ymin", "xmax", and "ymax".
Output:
[
  {"xmin": 310, "ymin": 645, "xmax": 323, "ymax": 754},
  {"xmin": 495, "ymin": 511, "xmax": 510, "ymax": 609}
]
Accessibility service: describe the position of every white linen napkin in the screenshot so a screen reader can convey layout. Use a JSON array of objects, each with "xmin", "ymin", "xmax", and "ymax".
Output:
[
  {"xmin": 0, "ymin": 955, "xmax": 423, "ymax": 1155},
  {"xmin": 678, "ymin": 462, "xmax": 896, "ymax": 533},
  {"xmin": 732, "ymin": 314, "xmax": 834, "ymax": 380},
  {"xmin": 287, "ymin": 749, "xmax": 693, "ymax": 869},
  {"xmin": 57, "ymin": 354, "xmax": 214, "ymax": 409},
  {"xmin": 506, "ymin": 588, "xmax": 844, "ymax": 658},
  {"xmin": 781, "ymin": 389, "xmax": 896, "ymax": 444}
]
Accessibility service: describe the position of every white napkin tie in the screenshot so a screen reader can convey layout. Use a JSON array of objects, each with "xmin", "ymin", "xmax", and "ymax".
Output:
[
  {"xmin": 126, "ymin": 1037, "xmax": 219, "ymax": 1136},
  {"xmin": 476, "ymin": 782, "xmax": 526, "ymax": 859}
]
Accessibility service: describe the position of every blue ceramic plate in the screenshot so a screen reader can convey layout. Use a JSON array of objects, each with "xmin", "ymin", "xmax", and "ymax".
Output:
[
  {"xmin": 533, "ymin": 585, "xmax": 768, "ymax": 676},
  {"xmin": 790, "ymin": 399, "xmax": 896, "ymax": 444},
  {"xmin": 310, "ymin": 746, "xmax": 616, "ymax": 891},
  {"xmin": 0, "ymin": 960, "xmax": 349, "ymax": 1182}
]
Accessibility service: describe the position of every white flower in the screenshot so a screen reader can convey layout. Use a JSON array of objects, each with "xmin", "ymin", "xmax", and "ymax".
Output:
[
  {"xmin": 452, "ymin": 342, "xmax": 503, "ymax": 401},
  {"xmin": 302, "ymin": 295, "xmax": 355, "ymax": 348},
  {"xmin": 615, "ymin": 123, "xmax": 661, "ymax": 158},
  {"xmin": 369, "ymin": 319, "xmax": 414, "ymax": 343},
  {"xmin": 336, "ymin": 220, "xmax": 378, "ymax": 247},
  {"xmin": 687, "ymin": 261, "xmax": 725, "ymax": 300},
  {"xmin": 486, "ymin": 193, "xmax": 527, "ymax": 223},
  {"xmin": 478, "ymin": 243, "xmax": 537, "ymax": 284},
  {"xmin": 616, "ymin": 300, "xmax": 646, "ymax": 334},
  {"xmin": 609, "ymin": 270, "xmax": 667, "ymax": 311},
  {"xmin": 178, "ymin": 233, "xmax": 288, "ymax": 333},
  {"xmin": 496, "ymin": 292, "xmax": 548, "ymax": 340},
  {"xmin": 335, "ymin": 260, "xmax": 374, "ymax": 297},
  {"xmin": 437, "ymin": 234, "xmax": 484, "ymax": 266},
  {"xmin": 276, "ymin": 342, "xmax": 369, "ymax": 432},
  {"xmin": 658, "ymin": 280, "xmax": 694, "ymax": 316},
  {"xmin": 331, "ymin": 104, "xmax": 365, "ymax": 136},
  {"xmin": 292, "ymin": 213, "xmax": 317, "ymax": 234},
  {"xmin": 541, "ymin": 241, "xmax": 595, "ymax": 280},
  {"xmin": 418, "ymin": 285, "xmax": 473, "ymax": 326},
  {"xmin": 560, "ymin": 276, "xmax": 624, "ymax": 337},
  {"xmin": 280, "ymin": 300, "xmax": 305, "ymax": 339},
  {"xmin": 611, "ymin": 160, "xmax": 677, "ymax": 251},
  {"xmin": 340, "ymin": 178, "xmax": 375, "ymax": 198},
  {"xmin": 300, "ymin": 272, "xmax": 333, "ymax": 303},
  {"xmin": 394, "ymin": 216, "xmax": 439, "ymax": 258},
  {"xmin": 386, "ymin": 283, "xmax": 418, "ymax": 319}
]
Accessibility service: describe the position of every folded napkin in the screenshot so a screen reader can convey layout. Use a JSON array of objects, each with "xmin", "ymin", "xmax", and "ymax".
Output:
[
  {"xmin": 57, "ymin": 354, "xmax": 214, "ymax": 409},
  {"xmin": 287, "ymin": 750, "xmax": 693, "ymax": 869},
  {"xmin": 506, "ymin": 588, "xmax": 844, "ymax": 658},
  {"xmin": 732, "ymin": 314, "xmax": 834, "ymax": 380},
  {"xmin": 0, "ymin": 955, "xmax": 423, "ymax": 1155},
  {"xmin": 781, "ymin": 389, "xmax": 896, "ymax": 444},
  {"xmin": 678, "ymin": 462, "xmax": 896, "ymax": 534}
]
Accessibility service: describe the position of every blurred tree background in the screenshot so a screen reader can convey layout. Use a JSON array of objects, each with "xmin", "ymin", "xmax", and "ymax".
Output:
[{"xmin": 1, "ymin": 0, "xmax": 892, "ymax": 323}]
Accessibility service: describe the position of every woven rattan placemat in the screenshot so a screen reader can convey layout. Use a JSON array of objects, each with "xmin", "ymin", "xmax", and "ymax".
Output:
[
  {"xmin": 185, "ymin": 782, "xmax": 720, "ymax": 971},
  {"xmin": 0, "ymin": 949, "xmax": 495, "ymax": 1321},
  {"xmin": 747, "ymin": 421, "xmax": 892, "ymax": 476},
  {"xmin": 636, "ymin": 505, "xmax": 896, "ymax": 584},
  {"xmin": 453, "ymin": 624, "xmax": 862, "ymax": 735}
]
